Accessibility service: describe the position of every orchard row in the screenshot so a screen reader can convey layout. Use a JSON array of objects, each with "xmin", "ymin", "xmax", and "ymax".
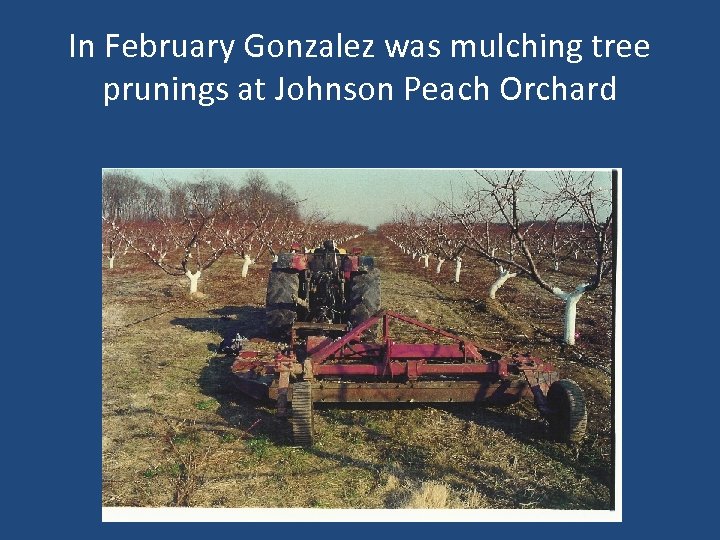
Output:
[
  {"xmin": 377, "ymin": 170, "xmax": 614, "ymax": 345},
  {"xmin": 102, "ymin": 170, "xmax": 365, "ymax": 293}
]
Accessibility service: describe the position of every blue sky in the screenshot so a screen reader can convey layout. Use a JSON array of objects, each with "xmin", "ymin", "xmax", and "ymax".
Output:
[{"xmin": 125, "ymin": 168, "xmax": 612, "ymax": 228}]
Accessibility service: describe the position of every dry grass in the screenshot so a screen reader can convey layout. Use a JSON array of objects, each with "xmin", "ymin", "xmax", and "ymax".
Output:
[
  {"xmin": 404, "ymin": 482, "xmax": 449, "ymax": 508},
  {"xmin": 102, "ymin": 235, "xmax": 614, "ymax": 509}
]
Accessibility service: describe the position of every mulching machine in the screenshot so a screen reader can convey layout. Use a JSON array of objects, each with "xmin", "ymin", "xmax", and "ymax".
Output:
[{"xmin": 229, "ymin": 309, "xmax": 587, "ymax": 446}]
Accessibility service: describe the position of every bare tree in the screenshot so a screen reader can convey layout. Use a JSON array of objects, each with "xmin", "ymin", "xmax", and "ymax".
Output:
[
  {"xmin": 417, "ymin": 209, "xmax": 467, "ymax": 280},
  {"xmin": 123, "ymin": 182, "xmax": 225, "ymax": 294},
  {"xmin": 102, "ymin": 170, "xmax": 145, "ymax": 221},
  {"xmin": 102, "ymin": 170, "xmax": 146, "ymax": 269},
  {"xmin": 433, "ymin": 170, "xmax": 612, "ymax": 345},
  {"xmin": 101, "ymin": 217, "xmax": 129, "ymax": 269},
  {"xmin": 436, "ymin": 177, "xmax": 523, "ymax": 293},
  {"xmin": 216, "ymin": 171, "xmax": 301, "ymax": 277},
  {"xmin": 545, "ymin": 171, "xmax": 613, "ymax": 343}
]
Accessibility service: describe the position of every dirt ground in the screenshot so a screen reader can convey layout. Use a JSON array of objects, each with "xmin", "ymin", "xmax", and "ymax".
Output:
[{"xmin": 102, "ymin": 234, "xmax": 615, "ymax": 509}]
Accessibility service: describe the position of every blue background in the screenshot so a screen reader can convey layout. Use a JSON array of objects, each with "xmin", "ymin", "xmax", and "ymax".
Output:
[{"xmin": 6, "ymin": 0, "xmax": 714, "ymax": 536}]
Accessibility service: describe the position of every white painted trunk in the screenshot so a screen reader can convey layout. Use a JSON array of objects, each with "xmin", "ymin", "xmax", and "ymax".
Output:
[
  {"xmin": 552, "ymin": 284, "xmax": 589, "ymax": 345},
  {"xmin": 186, "ymin": 270, "xmax": 202, "ymax": 294},
  {"xmin": 554, "ymin": 260, "xmax": 560, "ymax": 271},
  {"xmin": 241, "ymin": 254, "xmax": 254, "ymax": 278},
  {"xmin": 489, "ymin": 267, "xmax": 517, "ymax": 299},
  {"xmin": 436, "ymin": 258, "xmax": 445, "ymax": 274},
  {"xmin": 421, "ymin": 254, "xmax": 429, "ymax": 268},
  {"xmin": 454, "ymin": 257, "xmax": 462, "ymax": 283},
  {"xmin": 412, "ymin": 252, "xmax": 417, "ymax": 260},
  {"xmin": 108, "ymin": 256, "xmax": 115, "ymax": 269},
  {"xmin": 273, "ymin": 255, "xmax": 279, "ymax": 263}
]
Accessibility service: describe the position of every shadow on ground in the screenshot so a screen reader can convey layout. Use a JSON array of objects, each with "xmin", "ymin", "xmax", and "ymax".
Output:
[
  {"xmin": 169, "ymin": 304, "xmax": 291, "ymax": 443},
  {"xmin": 171, "ymin": 306, "xmax": 268, "ymax": 352},
  {"xmin": 197, "ymin": 354, "xmax": 293, "ymax": 445}
]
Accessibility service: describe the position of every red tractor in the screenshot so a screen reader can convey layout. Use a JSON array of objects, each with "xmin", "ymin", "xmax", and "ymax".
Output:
[{"xmin": 265, "ymin": 240, "xmax": 380, "ymax": 336}]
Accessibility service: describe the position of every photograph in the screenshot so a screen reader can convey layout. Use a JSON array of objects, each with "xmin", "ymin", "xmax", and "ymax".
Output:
[{"xmin": 101, "ymin": 168, "xmax": 617, "ymax": 513}]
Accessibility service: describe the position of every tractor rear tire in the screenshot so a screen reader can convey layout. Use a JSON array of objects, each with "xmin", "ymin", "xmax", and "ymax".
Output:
[
  {"xmin": 266, "ymin": 270, "xmax": 299, "ymax": 338},
  {"xmin": 348, "ymin": 268, "xmax": 381, "ymax": 329},
  {"xmin": 291, "ymin": 381, "xmax": 314, "ymax": 447},
  {"xmin": 547, "ymin": 379, "xmax": 587, "ymax": 444}
]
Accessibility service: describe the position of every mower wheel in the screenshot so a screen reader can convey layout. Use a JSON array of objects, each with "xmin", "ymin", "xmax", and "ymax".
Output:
[
  {"xmin": 348, "ymin": 268, "xmax": 381, "ymax": 329},
  {"xmin": 291, "ymin": 381, "xmax": 314, "ymax": 447},
  {"xmin": 547, "ymin": 379, "xmax": 587, "ymax": 444},
  {"xmin": 266, "ymin": 269, "xmax": 299, "ymax": 337}
]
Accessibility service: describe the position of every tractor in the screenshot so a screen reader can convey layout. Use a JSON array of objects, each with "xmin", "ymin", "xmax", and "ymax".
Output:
[{"xmin": 265, "ymin": 239, "xmax": 380, "ymax": 336}]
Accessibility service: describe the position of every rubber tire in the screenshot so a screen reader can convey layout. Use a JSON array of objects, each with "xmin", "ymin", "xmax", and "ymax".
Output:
[
  {"xmin": 266, "ymin": 270, "xmax": 299, "ymax": 337},
  {"xmin": 291, "ymin": 381, "xmax": 314, "ymax": 447},
  {"xmin": 547, "ymin": 379, "xmax": 587, "ymax": 444},
  {"xmin": 348, "ymin": 268, "xmax": 381, "ymax": 328}
]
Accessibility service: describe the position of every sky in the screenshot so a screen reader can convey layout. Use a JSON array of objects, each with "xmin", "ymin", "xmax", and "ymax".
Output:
[{"xmin": 126, "ymin": 168, "xmax": 613, "ymax": 228}]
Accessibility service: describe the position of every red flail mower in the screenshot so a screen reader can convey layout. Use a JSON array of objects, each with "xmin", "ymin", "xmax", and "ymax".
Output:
[{"xmin": 230, "ymin": 310, "xmax": 587, "ymax": 447}]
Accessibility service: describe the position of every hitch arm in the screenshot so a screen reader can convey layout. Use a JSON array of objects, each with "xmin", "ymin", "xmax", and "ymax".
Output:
[{"xmin": 521, "ymin": 366, "xmax": 558, "ymax": 416}]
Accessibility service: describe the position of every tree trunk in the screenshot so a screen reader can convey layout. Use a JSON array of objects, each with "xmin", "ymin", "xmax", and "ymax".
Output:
[
  {"xmin": 241, "ymin": 254, "xmax": 254, "ymax": 278},
  {"xmin": 489, "ymin": 267, "xmax": 517, "ymax": 299},
  {"xmin": 186, "ymin": 270, "xmax": 202, "ymax": 294},
  {"xmin": 421, "ymin": 254, "xmax": 429, "ymax": 268},
  {"xmin": 454, "ymin": 257, "xmax": 462, "ymax": 283},
  {"xmin": 552, "ymin": 284, "xmax": 588, "ymax": 345},
  {"xmin": 108, "ymin": 256, "xmax": 114, "ymax": 269},
  {"xmin": 436, "ymin": 258, "xmax": 445, "ymax": 274}
]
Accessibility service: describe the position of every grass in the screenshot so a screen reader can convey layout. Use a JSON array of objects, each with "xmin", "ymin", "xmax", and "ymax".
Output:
[
  {"xmin": 246, "ymin": 436, "xmax": 273, "ymax": 457},
  {"xmin": 220, "ymin": 432, "xmax": 237, "ymax": 443},
  {"xmin": 102, "ymin": 234, "xmax": 614, "ymax": 509},
  {"xmin": 195, "ymin": 399, "xmax": 217, "ymax": 411},
  {"xmin": 404, "ymin": 482, "xmax": 449, "ymax": 508}
]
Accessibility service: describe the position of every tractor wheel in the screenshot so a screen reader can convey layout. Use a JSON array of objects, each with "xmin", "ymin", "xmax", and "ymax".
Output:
[
  {"xmin": 266, "ymin": 270, "xmax": 299, "ymax": 338},
  {"xmin": 547, "ymin": 379, "xmax": 587, "ymax": 444},
  {"xmin": 291, "ymin": 381, "xmax": 314, "ymax": 447},
  {"xmin": 348, "ymin": 268, "xmax": 381, "ymax": 329}
]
